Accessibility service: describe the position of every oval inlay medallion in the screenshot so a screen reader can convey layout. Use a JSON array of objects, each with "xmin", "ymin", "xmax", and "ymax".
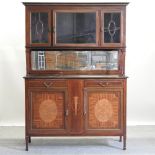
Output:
[
  {"xmin": 39, "ymin": 99, "xmax": 57, "ymax": 123},
  {"xmin": 95, "ymin": 99, "xmax": 113, "ymax": 122}
]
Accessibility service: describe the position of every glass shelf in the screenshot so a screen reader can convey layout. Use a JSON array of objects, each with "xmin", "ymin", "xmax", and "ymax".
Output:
[{"xmin": 31, "ymin": 51, "xmax": 118, "ymax": 71}]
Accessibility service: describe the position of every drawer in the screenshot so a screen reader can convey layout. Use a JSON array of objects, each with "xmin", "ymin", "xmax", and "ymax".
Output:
[
  {"xmin": 27, "ymin": 79, "xmax": 67, "ymax": 88},
  {"xmin": 84, "ymin": 80, "xmax": 123, "ymax": 87}
]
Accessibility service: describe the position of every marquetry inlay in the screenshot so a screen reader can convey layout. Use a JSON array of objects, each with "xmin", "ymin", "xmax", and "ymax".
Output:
[
  {"xmin": 39, "ymin": 99, "xmax": 57, "ymax": 123},
  {"xmin": 88, "ymin": 92, "xmax": 119, "ymax": 129},
  {"xmin": 95, "ymin": 99, "xmax": 113, "ymax": 122},
  {"xmin": 32, "ymin": 92, "xmax": 65, "ymax": 129}
]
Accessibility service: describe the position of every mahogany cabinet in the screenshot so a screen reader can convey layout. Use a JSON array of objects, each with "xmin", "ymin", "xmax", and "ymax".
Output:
[{"xmin": 23, "ymin": 2, "xmax": 128, "ymax": 151}]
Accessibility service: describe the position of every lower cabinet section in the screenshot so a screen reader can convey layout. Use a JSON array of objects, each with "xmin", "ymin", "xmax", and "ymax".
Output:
[{"xmin": 25, "ymin": 78, "xmax": 127, "ymax": 150}]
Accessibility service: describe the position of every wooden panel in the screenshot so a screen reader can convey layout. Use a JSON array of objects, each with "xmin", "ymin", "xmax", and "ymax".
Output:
[
  {"xmin": 30, "ymin": 90, "xmax": 66, "ymax": 130},
  {"xmin": 84, "ymin": 88, "xmax": 123, "ymax": 131},
  {"xmin": 68, "ymin": 80, "xmax": 84, "ymax": 134}
]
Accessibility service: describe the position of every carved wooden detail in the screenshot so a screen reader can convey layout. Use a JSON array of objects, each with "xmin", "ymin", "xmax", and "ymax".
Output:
[
  {"xmin": 31, "ymin": 91, "xmax": 65, "ymax": 129},
  {"xmin": 88, "ymin": 91, "xmax": 119, "ymax": 129}
]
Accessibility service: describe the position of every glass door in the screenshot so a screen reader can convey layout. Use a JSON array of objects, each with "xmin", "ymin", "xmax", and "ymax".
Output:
[
  {"xmin": 28, "ymin": 10, "xmax": 51, "ymax": 46},
  {"xmin": 101, "ymin": 10, "xmax": 124, "ymax": 47},
  {"xmin": 53, "ymin": 10, "xmax": 99, "ymax": 47}
]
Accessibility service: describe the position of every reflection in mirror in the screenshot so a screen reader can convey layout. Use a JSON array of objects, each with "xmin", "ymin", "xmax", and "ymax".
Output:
[
  {"xmin": 31, "ymin": 51, "xmax": 118, "ymax": 70},
  {"xmin": 56, "ymin": 12, "xmax": 96, "ymax": 44}
]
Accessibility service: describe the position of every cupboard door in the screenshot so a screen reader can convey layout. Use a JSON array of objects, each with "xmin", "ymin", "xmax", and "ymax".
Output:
[
  {"xmin": 53, "ymin": 10, "xmax": 99, "ymax": 47},
  {"xmin": 101, "ymin": 9, "xmax": 125, "ymax": 47},
  {"xmin": 26, "ymin": 9, "xmax": 51, "ymax": 47},
  {"xmin": 28, "ymin": 88, "xmax": 68, "ymax": 135},
  {"xmin": 84, "ymin": 88, "xmax": 123, "ymax": 134}
]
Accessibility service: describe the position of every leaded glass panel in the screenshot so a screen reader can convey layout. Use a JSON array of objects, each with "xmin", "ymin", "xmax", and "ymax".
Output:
[
  {"xmin": 31, "ymin": 12, "xmax": 48, "ymax": 43},
  {"xmin": 104, "ymin": 13, "xmax": 121, "ymax": 43}
]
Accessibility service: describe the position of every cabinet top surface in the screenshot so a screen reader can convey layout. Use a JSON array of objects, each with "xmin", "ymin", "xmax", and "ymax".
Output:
[
  {"xmin": 24, "ymin": 75, "xmax": 128, "ymax": 79},
  {"xmin": 23, "ymin": 2, "xmax": 129, "ymax": 6}
]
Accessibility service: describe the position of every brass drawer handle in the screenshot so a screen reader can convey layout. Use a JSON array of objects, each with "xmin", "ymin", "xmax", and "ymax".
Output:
[
  {"xmin": 99, "ymin": 82, "xmax": 109, "ymax": 87},
  {"xmin": 74, "ymin": 96, "xmax": 79, "ymax": 116},
  {"xmin": 43, "ymin": 82, "xmax": 54, "ymax": 88}
]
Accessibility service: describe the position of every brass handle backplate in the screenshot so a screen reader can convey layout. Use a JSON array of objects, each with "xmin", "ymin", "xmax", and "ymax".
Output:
[
  {"xmin": 98, "ymin": 82, "xmax": 109, "ymax": 87},
  {"xmin": 43, "ymin": 82, "xmax": 53, "ymax": 88}
]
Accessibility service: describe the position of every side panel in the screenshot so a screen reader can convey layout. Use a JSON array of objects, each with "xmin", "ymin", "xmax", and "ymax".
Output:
[{"xmin": 68, "ymin": 80, "xmax": 84, "ymax": 134}]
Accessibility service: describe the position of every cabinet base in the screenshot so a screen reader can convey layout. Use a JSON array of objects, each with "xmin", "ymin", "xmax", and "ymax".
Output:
[{"xmin": 25, "ymin": 136, "xmax": 126, "ymax": 151}]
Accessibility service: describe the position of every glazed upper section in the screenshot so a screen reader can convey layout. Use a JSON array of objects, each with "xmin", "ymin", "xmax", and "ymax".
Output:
[{"xmin": 24, "ymin": 3, "xmax": 128, "ymax": 48}]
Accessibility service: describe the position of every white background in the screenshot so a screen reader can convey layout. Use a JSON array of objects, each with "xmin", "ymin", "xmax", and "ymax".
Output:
[{"xmin": 0, "ymin": 0, "xmax": 155, "ymax": 126}]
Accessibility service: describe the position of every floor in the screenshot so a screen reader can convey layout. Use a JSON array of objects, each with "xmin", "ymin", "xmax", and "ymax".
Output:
[{"xmin": 0, "ymin": 126, "xmax": 155, "ymax": 155}]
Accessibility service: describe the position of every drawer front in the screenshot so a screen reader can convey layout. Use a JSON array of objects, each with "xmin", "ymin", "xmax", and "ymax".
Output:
[
  {"xmin": 84, "ymin": 80, "xmax": 123, "ymax": 87},
  {"xmin": 27, "ymin": 79, "xmax": 67, "ymax": 88}
]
